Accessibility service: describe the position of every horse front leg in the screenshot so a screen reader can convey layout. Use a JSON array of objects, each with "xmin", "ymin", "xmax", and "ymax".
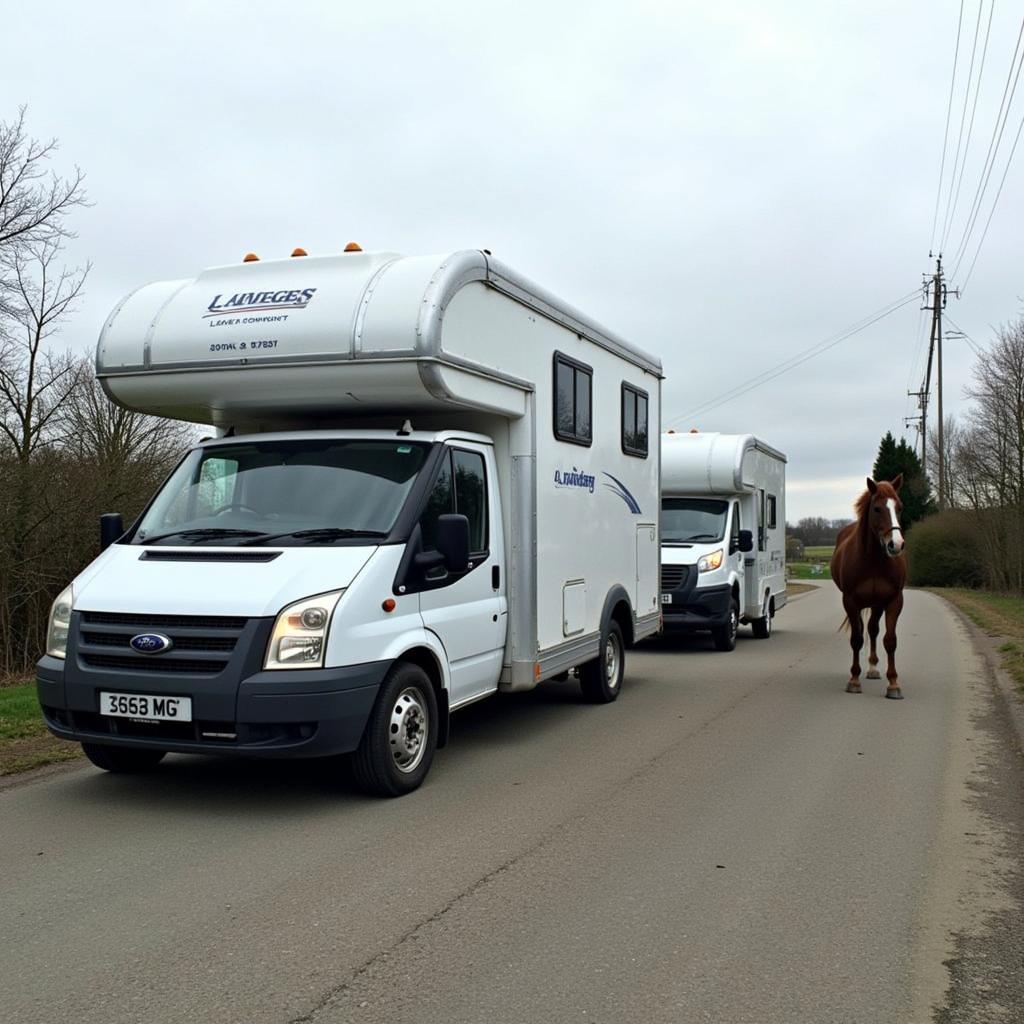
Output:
[
  {"xmin": 883, "ymin": 594, "xmax": 904, "ymax": 700},
  {"xmin": 866, "ymin": 607, "xmax": 882, "ymax": 679},
  {"xmin": 843, "ymin": 597, "xmax": 864, "ymax": 693}
]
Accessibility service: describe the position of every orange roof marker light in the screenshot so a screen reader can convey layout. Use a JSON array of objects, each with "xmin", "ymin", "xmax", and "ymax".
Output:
[
  {"xmin": 344, "ymin": 242, "xmax": 363, "ymax": 252},
  {"xmin": 689, "ymin": 428, "xmax": 699, "ymax": 434},
  {"xmin": 242, "ymin": 252, "xmax": 260, "ymax": 263},
  {"xmin": 291, "ymin": 247, "xmax": 308, "ymax": 257}
]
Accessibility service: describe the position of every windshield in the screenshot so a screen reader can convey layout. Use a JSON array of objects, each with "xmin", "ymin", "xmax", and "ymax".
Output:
[
  {"xmin": 661, "ymin": 498, "xmax": 729, "ymax": 544},
  {"xmin": 133, "ymin": 439, "xmax": 430, "ymax": 545}
]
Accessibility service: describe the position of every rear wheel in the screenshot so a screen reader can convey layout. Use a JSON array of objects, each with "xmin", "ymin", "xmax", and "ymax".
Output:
[
  {"xmin": 752, "ymin": 595, "xmax": 773, "ymax": 639},
  {"xmin": 81, "ymin": 743, "xmax": 166, "ymax": 773},
  {"xmin": 711, "ymin": 599, "xmax": 739, "ymax": 652},
  {"xmin": 352, "ymin": 662, "xmax": 437, "ymax": 797},
  {"xmin": 580, "ymin": 620, "xmax": 625, "ymax": 703}
]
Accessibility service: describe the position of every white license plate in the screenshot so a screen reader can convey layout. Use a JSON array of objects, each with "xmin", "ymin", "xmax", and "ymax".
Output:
[
  {"xmin": 100, "ymin": 691, "xmax": 192, "ymax": 722},
  {"xmin": 661, "ymin": 593, "xmax": 673, "ymax": 604}
]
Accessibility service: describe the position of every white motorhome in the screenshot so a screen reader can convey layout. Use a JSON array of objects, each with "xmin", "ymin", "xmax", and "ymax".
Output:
[
  {"xmin": 660, "ymin": 431, "xmax": 786, "ymax": 650},
  {"xmin": 36, "ymin": 247, "xmax": 662, "ymax": 795}
]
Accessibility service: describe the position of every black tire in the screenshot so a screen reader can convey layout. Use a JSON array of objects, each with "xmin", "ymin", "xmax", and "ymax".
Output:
[
  {"xmin": 751, "ymin": 596, "xmax": 773, "ymax": 639},
  {"xmin": 580, "ymin": 620, "xmax": 625, "ymax": 703},
  {"xmin": 352, "ymin": 662, "xmax": 438, "ymax": 797},
  {"xmin": 81, "ymin": 743, "xmax": 166, "ymax": 773},
  {"xmin": 711, "ymin": 599, "xmax": 739, "ymax": 652}
]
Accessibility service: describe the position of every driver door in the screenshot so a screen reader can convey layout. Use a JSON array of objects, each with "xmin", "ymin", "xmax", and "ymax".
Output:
[{"xmin": 417, "ymin": 445, "xmax": 507, "ymax": 707}]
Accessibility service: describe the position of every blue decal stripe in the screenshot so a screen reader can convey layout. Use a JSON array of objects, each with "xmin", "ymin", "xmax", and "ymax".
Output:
[{"xmin": 602, "ymin": 472, "xmax": 642, "ymax": 514}]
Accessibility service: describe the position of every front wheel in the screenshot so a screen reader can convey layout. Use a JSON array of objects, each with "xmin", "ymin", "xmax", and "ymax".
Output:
[
  {"xmin": 81, "ymin": 743, "xmax": 166, "ymax": 773},
  {"xmin": 352, "ymin": 662, "xmax": 438, "ymax": 797},
  {"xmin": 711, "ymin": 599, "xmax": 739, "ymax": 651},
  {"xmin": 580, "ymin": 620, "xmax": 625, "ymax": 703}
]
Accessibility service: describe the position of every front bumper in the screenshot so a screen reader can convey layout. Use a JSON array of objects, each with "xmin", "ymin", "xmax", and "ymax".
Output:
[
  {"xmin": 661, "ymin": 582, "xmax": 733, "ymax": 631},
  {"xmin": 36, "ymin": 653, "xmax": 387, "ymax": 759}
]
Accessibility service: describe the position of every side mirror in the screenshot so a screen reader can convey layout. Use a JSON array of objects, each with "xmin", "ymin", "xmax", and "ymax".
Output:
[
  {"xmin": 436, "ymin": 513, "xmax": 471, "ymax": 573},
  {"xmin": 738, "ymin": 529, "xmax": 754, "ymax": 553},
  {"xmin": 100, "ymin": 513, "xmax": 125, "ymax": 551}
]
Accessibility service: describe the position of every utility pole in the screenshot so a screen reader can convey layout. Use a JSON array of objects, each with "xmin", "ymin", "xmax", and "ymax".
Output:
[{"xmin": 924, "ymin": 255, "xmax": 948, "ymax": 508}]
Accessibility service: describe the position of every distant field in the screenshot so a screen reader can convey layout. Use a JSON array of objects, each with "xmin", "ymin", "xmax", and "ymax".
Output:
[{"xmin": 803, "ymin": 546, "xmax": 835, "ymax": 561}]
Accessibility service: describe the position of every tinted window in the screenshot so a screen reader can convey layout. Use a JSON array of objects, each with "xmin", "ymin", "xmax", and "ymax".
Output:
[
  {"xmin": 554, "ymin": 353, "xmax": 593, "ymax": 445},
  {"xmin": 767, "ymin": 495, "xmax": 777, "ymax": 530},
  {"xmin": 661, "ymin": 498, "xmax": 728, "ymax": 544},
  {"xmin": 420, "ymin": 453, "xmax": 455, "ymax": 551},
  {"xmin": 621, "ymin": 383, "xmax": 649, "ymax": 457},
  {"xmin": 453, "ymin": 450, "xmax": 487, "ymax": 552},
  {"xmin": 421, "ymin": 449, "xmax": 488, "ymax": 555},
  {"xmin": 555, "ymin": 360, "xmax": 574, "ymax": 437},
  {"xmin": 136, "ymin": 441, "xmax": 428, "ymax": 545}
]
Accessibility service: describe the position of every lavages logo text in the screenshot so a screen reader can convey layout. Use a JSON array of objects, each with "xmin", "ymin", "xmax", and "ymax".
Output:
[
  {"xmin": 554, "ymin": 467, "xmax": 596, "ymax": 493},
  {"xmin": 205, "ymin": 288, "xmax": 317, "ymax": 318}
]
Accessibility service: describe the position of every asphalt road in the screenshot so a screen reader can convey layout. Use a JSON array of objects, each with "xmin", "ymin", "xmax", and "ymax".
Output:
[{"xmin": 2, "ymin": 586, "xmax": 1021, "ymax": 1024}]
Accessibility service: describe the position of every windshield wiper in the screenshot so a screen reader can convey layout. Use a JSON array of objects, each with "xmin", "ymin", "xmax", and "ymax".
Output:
[
  {"xmin": 242, "ymin": 528, "xmax": 388, "ymax": 546},
  {"xmin": 139, "ymin": 528, "xmax": 268, "ymax": 545},
  {"xmin": 681, "ymin": 533, "xmax": 721, "ymax": 542}
]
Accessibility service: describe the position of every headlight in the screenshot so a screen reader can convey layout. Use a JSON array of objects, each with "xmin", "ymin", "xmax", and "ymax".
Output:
[
  {"xmin": 47, "ymin": 584, "xmax": 74, "ymax": 659},
  {"xmin": 697, "ymin": 549, "xmax": 724, "ymax": 573},
  {"xmin": 265, "ymin": 591, "xmax": 344, "ymax": 670}
]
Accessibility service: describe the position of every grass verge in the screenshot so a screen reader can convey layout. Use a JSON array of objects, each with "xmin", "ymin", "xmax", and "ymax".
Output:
[
  {"xmin": 786, "ymin": 582, "xmax": 817, "ymax": 597},
  {"xmin": 0, "ymin": 680, "xmax": 81, "ymax": 776},
  {"xmin": 788, "ymin": 561, "xmax": 832, "ymax": 580},
  {"xmin": 929, "ymin": 588, "xmax": 1024, "ymax": 695}
]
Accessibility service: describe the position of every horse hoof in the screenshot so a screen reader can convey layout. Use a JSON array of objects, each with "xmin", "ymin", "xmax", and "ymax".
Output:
[
  {"xmin": 846, "ymin": 683, "xmax": 862, "ymax": 694},
  {"xmin": 866, "ymin": 669, "xmax": 881, "ymax": 680},
  {"xmin": 885, "ymin": 688, "xmax": 904, "ymax": 700}
]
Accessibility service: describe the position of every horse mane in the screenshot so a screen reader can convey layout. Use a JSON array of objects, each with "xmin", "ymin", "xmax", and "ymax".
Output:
[
  {"xmin": 854, "ymin": 480, "xmax": 897, "ymax": 521},
  {"xmin": 853, "ymin": 489, "xmax": 872, "ymax": 520}
]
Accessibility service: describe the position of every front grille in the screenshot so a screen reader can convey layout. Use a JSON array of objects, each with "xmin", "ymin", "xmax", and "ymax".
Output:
[
  {"xmin": 81, "ymin": 632, "xmax": 237, "ymax": 652},
  {"xmin": 81, "ymin": 654, "xmax": 227, "ymax": 675},
  {"xmin": 661, "ymin": 564, "xmax": 691, "ymax": 591},
  {"xmin": 82, "ymin": 612, "xmax": 247, "ymax": 630},
  {"xmin": 77, "ymin": 611, "xmax": 249, "ymax": 676}
]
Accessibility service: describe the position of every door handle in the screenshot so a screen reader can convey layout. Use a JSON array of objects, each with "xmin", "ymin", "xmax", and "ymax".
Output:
[{"xmin": 492, "ymin": 565, "xmax": 500, "ymax": 590}]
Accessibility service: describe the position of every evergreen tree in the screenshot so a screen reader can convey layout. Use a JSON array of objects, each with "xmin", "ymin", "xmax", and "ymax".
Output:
[{"xmin": 871, "ymin": 432, "xmax": 935, "ymax": 531}]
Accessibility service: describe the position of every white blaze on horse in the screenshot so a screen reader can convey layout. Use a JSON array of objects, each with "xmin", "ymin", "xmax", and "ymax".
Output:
[{"xmin": 830, "ymin": 476, "xmax": 908, "ymax": 698}]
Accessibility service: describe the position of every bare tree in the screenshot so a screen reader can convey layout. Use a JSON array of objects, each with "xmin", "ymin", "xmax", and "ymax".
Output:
[{"xmin": 0, "ymin": 106, "xmax": 87, "ymax": 261}]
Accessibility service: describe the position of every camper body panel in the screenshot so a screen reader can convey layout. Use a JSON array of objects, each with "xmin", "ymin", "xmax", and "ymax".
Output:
[
  {"xmin": 41, "ymin": 250, "xmax": 662, "ymax": 776},
  {"xmin": 661, "ymin": 433, "xmax": 786, "ymax": 640}
]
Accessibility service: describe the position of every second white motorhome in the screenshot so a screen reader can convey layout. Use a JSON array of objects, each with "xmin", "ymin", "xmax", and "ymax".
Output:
[
  {"xmin": 660, "ymin": 431, "xmax": 786, "ymax": 650},
  {"xmin": 36, "ymin": 246, "xmax": 662, "ymax": 795}
]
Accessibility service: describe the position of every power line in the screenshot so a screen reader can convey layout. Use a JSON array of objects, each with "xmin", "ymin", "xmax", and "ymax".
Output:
[
  {"xmin": 944, "ymin": 312, "xmax": 985, "ymax": 355},
  {"xmin": 931, "ymin": 0, "xmax": 966, "ymax": 254},
  {"xmin": 960, "ymin": 98, "xmax": 1024, "ymax": 290},
  {"xmin": 948, "ymin": 12, "xmax": 1024, "ymax": 277},
  {"xmin": 668, "ymin": 291, "xmax": 921, "ymax": 427},
  {"xmin": 940, "ymin": 0, "xmax": 994, "ymax": 252},
  {"xmin": 942, "ymin": 0, "xmax": 983, "ymax": 247}
]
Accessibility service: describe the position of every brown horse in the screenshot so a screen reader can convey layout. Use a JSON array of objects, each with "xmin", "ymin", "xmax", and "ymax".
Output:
[{"xmin": 830, "ymin": 476, "xmax": 908, "ymax": 698}]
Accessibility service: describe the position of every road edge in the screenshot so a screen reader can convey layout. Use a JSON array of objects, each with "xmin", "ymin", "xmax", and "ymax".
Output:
[{"xmin": 931, "ymin": 591, "xmax": 1024, "ymax": 758}]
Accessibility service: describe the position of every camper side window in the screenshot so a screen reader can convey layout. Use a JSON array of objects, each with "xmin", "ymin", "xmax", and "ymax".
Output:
[
  {"xmin": 553, "ymin": 353, "xmax": 593, "ymax": 446},
  {"xmin": 621, "ymin": 383, "xmax": 649, "ymax": 457},
  {"xmin": 758, "ymin": 488, "xmax": 766, "ymax": 551},
  {"xmin": 766, "ymin": 494, "xmax": 777, "ymax": 530}
]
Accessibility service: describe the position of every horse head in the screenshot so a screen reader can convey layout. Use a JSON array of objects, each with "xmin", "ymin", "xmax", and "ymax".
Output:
[{"xmin": 864, "ymin": 475, "xmax": 905, "ymax": 557}]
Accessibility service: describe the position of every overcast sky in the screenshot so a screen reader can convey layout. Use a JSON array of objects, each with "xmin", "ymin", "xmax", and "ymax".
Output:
[{"xmin": 7, "ymin": 0, "xmax": 1023, "ymax": 520}]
